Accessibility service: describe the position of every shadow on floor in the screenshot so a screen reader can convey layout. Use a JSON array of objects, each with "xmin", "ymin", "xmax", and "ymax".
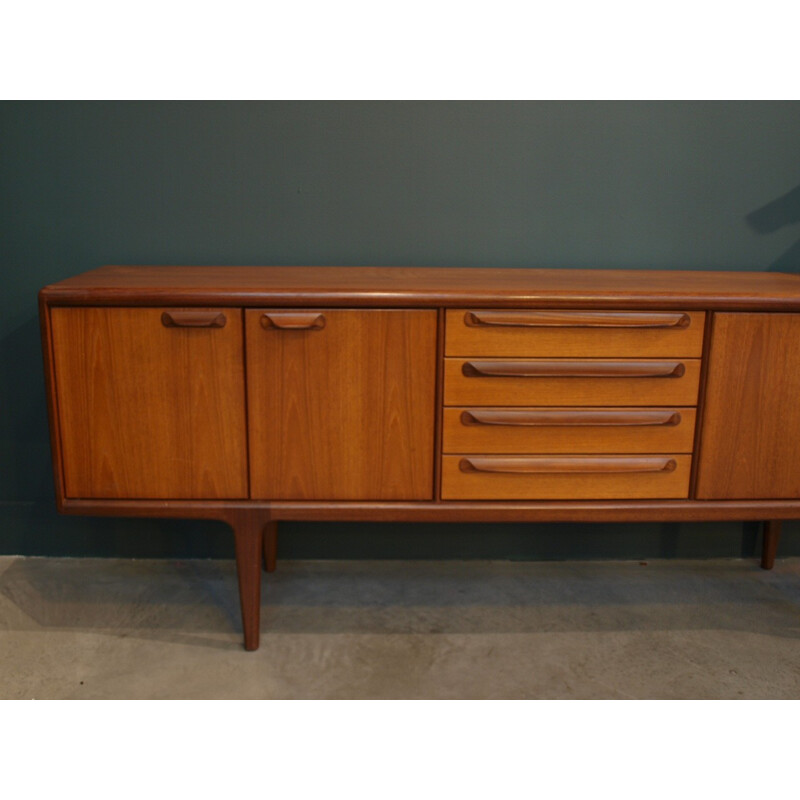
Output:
[{"xmin": 1, "ymin": 557, "xmax": 799, "ymax": 649}]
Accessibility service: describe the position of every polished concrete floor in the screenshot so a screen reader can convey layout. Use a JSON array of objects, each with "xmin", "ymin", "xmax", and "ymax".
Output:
[{"xmin": 1, "ymin": 555, "xmax": 798, "ymax": 699}]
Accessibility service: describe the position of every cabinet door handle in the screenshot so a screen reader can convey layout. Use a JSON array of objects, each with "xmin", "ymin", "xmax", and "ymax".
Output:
[
  {"xmin": 464, "ymin": 310, "xmax": 691, "ymax": 328},
  {"xmin": 458, "ymin": 456, "xmax": 678, "ymax": 474},
  {"xmin": 460, "ymin": 409, "xmax": 682, "ymax": 427},
  {"xmin": 461, "ymin": 360, "xmax": 686, "ymax": 378},
  {"xmin": 161, "ymin": 311, "xmax": 226, "ymax": 328},
  {"xmin": 260, "ymin": 312, "xmax": 326, "ymax": 330}
]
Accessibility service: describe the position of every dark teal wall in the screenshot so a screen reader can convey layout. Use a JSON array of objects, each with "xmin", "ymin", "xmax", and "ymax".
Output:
[{"xmin": 2, "ymin": 101, "xmax": 799, "ymax": 560}]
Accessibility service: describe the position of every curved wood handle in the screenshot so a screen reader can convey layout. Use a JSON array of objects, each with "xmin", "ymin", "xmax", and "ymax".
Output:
[
  {"xmin": 460, "ymin": 409, "xmax": 682, "ymax": 427},
  {"xmin": 261, "ymin": 312, "xmax": 326, "ymax": 330},
  {"xmin": 461, "ymin": 360, "xmax": 686, "ymax": 378},
  {"xmin": 463, "ymin": 310, "xmax": 691, "ymax": 329},
  {"xmin": 458, "ymin": 456, "xmax": 678, "ymax": 474},
  {"xmin": 161, "ymin": 311, "xmax": 226, "ymax": 328}
]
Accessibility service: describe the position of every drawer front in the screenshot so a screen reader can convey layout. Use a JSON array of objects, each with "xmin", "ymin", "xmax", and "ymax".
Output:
[
  {"xmin": 446, "ymin": 309, "xmax": 705, "ymax": 357},
  {"xmin": 441, "ymin": 454, "xmax": 692, "ymax": 500},
  {"xmin": 444, "ymin": 358, "xmax": 702, "ymax": 406},
  {"xmin": 443, "ymin": 407, "xmax": 696, "ymax": 454}
]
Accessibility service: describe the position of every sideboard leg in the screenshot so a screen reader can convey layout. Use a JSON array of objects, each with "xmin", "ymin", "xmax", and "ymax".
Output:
[
  {"xmin": 263, "ymin": 521, "xmax": 278, "ymax": 573},
  {"xmin": 760, "ymin": 520, "xmax": 782, "ymax": 570},
  {"xmin": 227, "ymin": 511, "xmax": 264, "ymax": 651}
]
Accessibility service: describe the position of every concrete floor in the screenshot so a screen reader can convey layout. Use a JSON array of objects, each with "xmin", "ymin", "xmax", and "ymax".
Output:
[{"xmin": 0, "ymin": 555, "xmax": 798, "ymax": 699}]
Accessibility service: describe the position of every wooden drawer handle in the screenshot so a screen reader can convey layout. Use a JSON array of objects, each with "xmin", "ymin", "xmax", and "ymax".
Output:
[
  {"xmin": 458, "ymin": 456, "xmax": 678, "ymax": 474},
  {"xmin": 161, "ymin": 311, "xmax": 226, "ymax": 328},
  {"xmin": 461, "ymin": 360, "xmax": 686, "ymax": 378},
  {"xmin": 460, "ymin": 409, "xmax": 682, "ymax": 427},
  {"xmin": 464, "ymin": 310, "xmax": 691, "ymax": 328},
  {"xmin": 261, "ymin": 312, "xmax": 326, "ymax": 330}
]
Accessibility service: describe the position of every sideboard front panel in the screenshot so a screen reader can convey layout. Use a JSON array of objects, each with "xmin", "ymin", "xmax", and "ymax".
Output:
[
  {"xmin": 444, "ymin": 358, "xmax": 702, "ymax": 406},
  {"xmin": 51, "ymin": 307, "xmax": 248, "ymax": 499},
  {"xmin": 445, "ymin": 309, "xmax": 705, "ymax": 358},
  {"xmin": 443, "ymin": 407, "xmax": 697, "ymax": 454},
  {"xmin": 247, "ymin": 309, "xmax": 437, "ymax": 500},
  {"xmin": 696, "ymin": 312, "xmax": 800, "ymax": 499},
  {"xmin": 442, "ymin": 454, "xmax": 692, "ymax": 500}
]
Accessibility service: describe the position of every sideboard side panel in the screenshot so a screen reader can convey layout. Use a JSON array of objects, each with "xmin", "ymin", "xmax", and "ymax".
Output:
[{"xmin": 696, "ymin": 312, "xmax": 800, "ymax": 499}]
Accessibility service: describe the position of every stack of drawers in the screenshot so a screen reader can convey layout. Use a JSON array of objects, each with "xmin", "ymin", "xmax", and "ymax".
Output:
[{"xmin": 441, "ymin": 309, "xmax": 705, "ymax": 500}]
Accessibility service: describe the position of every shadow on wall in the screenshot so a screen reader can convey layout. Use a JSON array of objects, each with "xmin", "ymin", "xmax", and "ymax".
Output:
[
  {"xmin": 0, "ymin": 316, "xmax": 52, "ymax": 504},
  {"xmin": 747, "ymin": 183, "xmax": 800, "ymax": 272}
]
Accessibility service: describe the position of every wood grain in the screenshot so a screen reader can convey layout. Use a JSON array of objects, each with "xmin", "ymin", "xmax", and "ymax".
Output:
[
  {"xmin": 443, "ymin": 407, "xmax": 696, "ymax": 454},
  {"xmin": 444, "ymin": 358, "xmax": 701, "ymax": 406},
  {"xmin": 247, "ymin": 309, "xmax": 436, "ymax": 500},
  {"xmin": 696, "ymin": 312, "xmax": 800, "ymax": 499},
  {"xmin": 50, "ymin": 307, "xmax": 248, "ymax": 499},
  {"xmin": 442, "ymin": 454, "xmax": 692, "ymax": 500},
  {"xmin": 447, "ymin": 309, "xmax": 704, "ymax": 357},
  {"xmin": 40, "ymin": 267, "xmax": 800, "ymax": 311}
]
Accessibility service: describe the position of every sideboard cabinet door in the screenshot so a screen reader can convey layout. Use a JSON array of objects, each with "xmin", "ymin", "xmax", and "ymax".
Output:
[
  {"xmin": 246, "ymin": 309, "xmax": 437, "ymax": 500},
  {"xmin": 696, "ymin": 312, "xmax": 800, "ymax": 499},
  {"xmin": 50, "ymin": 307, "xmax": 248, "ymax": 499}
]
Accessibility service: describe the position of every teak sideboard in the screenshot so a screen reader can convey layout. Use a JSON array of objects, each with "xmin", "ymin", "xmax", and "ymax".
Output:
[{"xmin": 39, "ymin": 267, "xmax": 800, "ymax": 650}]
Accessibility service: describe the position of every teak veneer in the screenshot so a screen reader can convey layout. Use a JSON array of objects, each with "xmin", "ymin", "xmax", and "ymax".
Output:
[{"xmin": 39, "ymin": 267, "xmax": 800, "ymax": 650}]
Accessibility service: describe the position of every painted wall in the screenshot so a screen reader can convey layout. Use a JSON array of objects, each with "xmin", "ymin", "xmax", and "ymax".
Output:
[{"xmin": 2, "ymin": 101, "xmax": 799, "ymax": 559}]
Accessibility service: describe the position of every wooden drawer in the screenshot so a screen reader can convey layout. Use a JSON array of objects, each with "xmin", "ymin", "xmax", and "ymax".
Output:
[
  {"xmin": 441, "ymin": 454, "xmax": 692, "ymax": 500},
  {"xmin": 444, "ymin": 358, "xmax": 702, "ymax": 406},
  {"xmin": 443, "ymin": 407, "xmax": 697, "ymax": 454},
  {"xmin": 446, "ymin": 309, "xmax": 705, "ymax": 357}
]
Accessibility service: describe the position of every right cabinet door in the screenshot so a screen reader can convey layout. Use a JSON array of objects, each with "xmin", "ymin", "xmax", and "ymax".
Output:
[
  {"xmin": 246, "ymin": 308, "xmax": 437, "ymax": 500},
  {"xmin": 696, "ymin": 312, "xmax": 800, "ymax": 499}
]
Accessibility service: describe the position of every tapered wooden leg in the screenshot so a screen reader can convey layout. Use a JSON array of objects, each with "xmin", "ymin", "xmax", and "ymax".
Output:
[
  {"xmin": 263, "ymin": 521, "xmax": 278, "ymax": 573},
  {"xmin": 227, "ymin": 511, "xmax": 264, "ymax": 651},
  {"xmin": 761, "ymin": 520, "xmax": 782, "ymax": 570}
]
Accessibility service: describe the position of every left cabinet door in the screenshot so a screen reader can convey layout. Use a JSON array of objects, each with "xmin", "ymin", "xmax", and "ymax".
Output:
[{"xmin": 50, "ymin": 307, "xmax": 248, "ymax": 499}]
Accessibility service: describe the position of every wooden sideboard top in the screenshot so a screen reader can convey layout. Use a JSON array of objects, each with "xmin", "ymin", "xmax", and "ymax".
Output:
[{"xmin": 39, "ymin": 266, "xmax": 800, "ymax": 310}]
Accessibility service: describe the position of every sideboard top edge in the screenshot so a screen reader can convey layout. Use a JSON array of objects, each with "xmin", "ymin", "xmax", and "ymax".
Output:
[{"xmin": 39, "ymin": 266, "xmax": 800, "ymax": 311}]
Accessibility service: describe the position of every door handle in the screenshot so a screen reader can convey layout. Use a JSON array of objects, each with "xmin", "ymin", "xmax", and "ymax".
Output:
[
  {"xmin": 459, "ymin": 409, "xmax": 683, "ymax": 427},
  {"xmin": 260, "ymin": 312, "xmax": 326, "ymax": 330},
  {"xmin": 458, "ymin": 456, "xmax": 678, "ymax": 474},
  {"xmin": 463, "ymin": 310, "xmax": 691, "ymax": 328},
  {"xmin": 460, "ymin": 360, "xmax": 686, "ymax": 378},
  {"xmin": 161, "ymin": 311, "xmax": 226, "ymax": 328}
]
